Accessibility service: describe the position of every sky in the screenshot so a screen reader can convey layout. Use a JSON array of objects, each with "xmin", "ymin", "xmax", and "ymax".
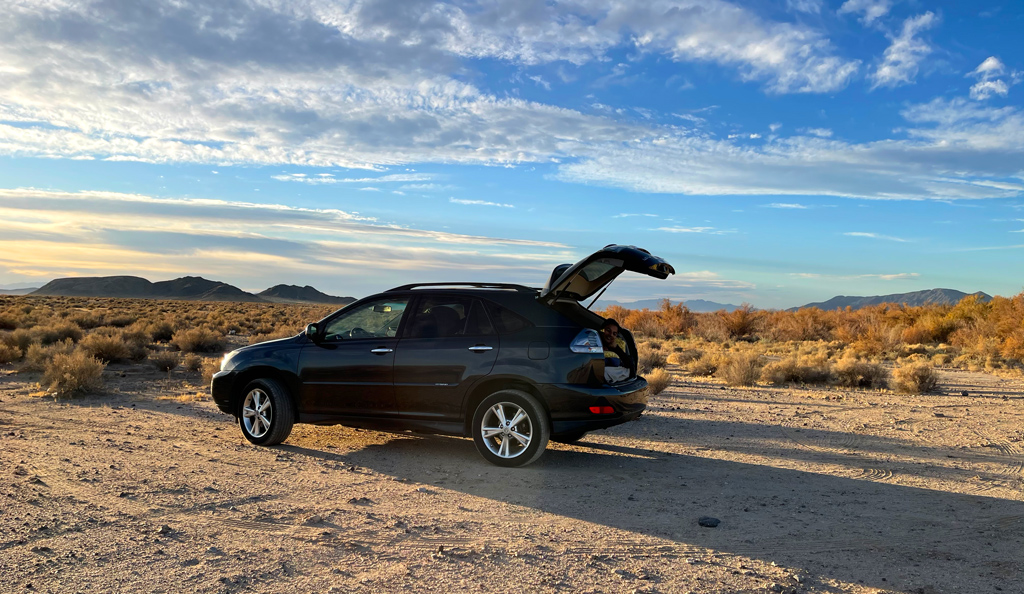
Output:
[{"xmin": 0, "ymin": 0, "xmax": 1021, "ymax": 309}]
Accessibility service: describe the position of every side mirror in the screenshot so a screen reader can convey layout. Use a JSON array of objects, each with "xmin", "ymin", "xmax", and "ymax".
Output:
[{"xmin": 304, "ymin": 323, "xmax": 320, "ymax": 341}]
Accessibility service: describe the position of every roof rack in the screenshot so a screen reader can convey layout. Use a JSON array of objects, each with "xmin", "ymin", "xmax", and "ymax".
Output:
[{"xmin": 385, "ymin": 282, "xmax": 540, "ymax": 293}]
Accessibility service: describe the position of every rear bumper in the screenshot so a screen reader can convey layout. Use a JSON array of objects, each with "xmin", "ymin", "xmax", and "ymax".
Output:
[
  {"xmin": 539, "ymin": 376, "xmax": 648, "ymax": 435},
  {"xmin": 210, "ymin": 370, "xmax": 237, "ymax": 415}
]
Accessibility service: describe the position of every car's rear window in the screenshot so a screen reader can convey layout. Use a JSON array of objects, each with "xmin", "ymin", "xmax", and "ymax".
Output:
[{"xmin": 484, "ymin": 301, "xmax": 533, "ymax": 334}]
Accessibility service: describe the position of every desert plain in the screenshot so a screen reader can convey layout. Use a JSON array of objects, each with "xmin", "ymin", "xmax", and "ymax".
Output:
[{"xmin": 2, "ymin": 352, "xmax": 1022, "ymax": 594}]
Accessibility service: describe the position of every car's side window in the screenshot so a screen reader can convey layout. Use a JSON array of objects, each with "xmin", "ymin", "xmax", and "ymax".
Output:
[
  {"xmin": 484, "ymin": 301, "xmax": 532, "ymax": 334},
  {"xmin": 321, "ymin": 297, "xmax": 409, "ymax": 341},
  {"xmin": 406, "ymin": 296, "xmax": 495, "ymax": 339}
]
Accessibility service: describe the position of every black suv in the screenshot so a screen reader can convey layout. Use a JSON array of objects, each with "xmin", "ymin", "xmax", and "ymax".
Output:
[{"xmin": 211, "ymin": 245, "xmax": 674, "ymax": 466}]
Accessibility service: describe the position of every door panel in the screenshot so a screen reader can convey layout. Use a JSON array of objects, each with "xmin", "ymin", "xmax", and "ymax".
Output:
[
  {"xmin": 297, "ymin": 296, "xmax": 409, "ymax": 417},
  {"xmin": 394, "ymin": 295, "xmax": 498, "ymax": 420},
  {"xmin": 394, "ymin": 336, "xmax": 499, "ymax": 420},
  {"xmin": 299, "ymin": 339, "xmax": 399, "ymax": 416}
]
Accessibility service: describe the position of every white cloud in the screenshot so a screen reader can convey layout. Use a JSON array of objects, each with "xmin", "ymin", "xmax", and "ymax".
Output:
[
  {"xmin": 655, "ymin": 226, "xmax": 735, "ymax": 235},
  {"xmin": 801, "ymin": 127, "xmax": 833, "ymax": 138},
  {"xmin": 449, "ymin": 198, "xmax": 514, "ymax": 208},
  {"xmin": 871, "ymin": 12, "xmax": 938, "ymax": 89},
  {"xmin": 790, "ymin": 271, "xmax": 918, "ymax": 280},
  {"xmin": 838, "ymin": 0, "xmax": 893, "ymax": 25},
  {"xmin": 967, "ymin": 56, "xmax": 1018, "ymax": 100},
  {"xmin": 0, "ymin": 187, "xmax": 574, "ymax": 291},
  {"xmin": 844, "ymin": 231, "xmax": 911, "ymax": 242},
  {"xmin": 613, "ymin": 213, "xmax": 660, "ymax": 218},
  {"xmin": 764, "ymin": 203, "xmax": 808, "ymax": 209},
  {"xmin": 787, "ymin": 0, "xmax": 823, "ymax": 14},
  {"xmin": 272, "ymin": 173, "xmax": 435, "ymax": 185}
]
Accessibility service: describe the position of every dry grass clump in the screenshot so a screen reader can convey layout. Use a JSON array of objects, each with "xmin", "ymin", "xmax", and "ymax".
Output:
[
  {"xmin": 248, "ymin": 327, "xmax": 300, "ymax": 345},
  {"xmin": 637, "ymin": 342, "xmax": 668, "ymax": 372},
  {"xmin": 201, "ymin": 358, "xmax": 221, "ymax": 384},
  {"xmin": 78, "ymin": 332, "xmax": 133, "ymax": 363},
  {"xmin": 667, "ymin": 349, "xmax": 702, "ymax": 365},
  {"xmin": 685, "ymin": 352, "xmax": 721, "ymax": 376},
  {"xmin": 172, "ymin": 327, "xmax": 225, "ymax": 353},
  {"xmin": 41, "ymin": 351, "xmax": 105, "ymax": 397},
  {"xmin": 22, "ymin": 339, "xmax": 75, "ymax": 372},
  {"xmin": 0, "ymin": 343, "xmax": 21, "ymax": 364},
  {"xmin": 645, "ymin": 368, "xmax": 672, "ymax": 395},
  {"xmin": 32, "ymin": 321, "xmax": 83, "ymax": 345},
  {"xmin": 149, "ymin": 351, "xmax": 179, "ymax": 372},
  {"xmin": 0, "ymin": 313, "xmax": 17, "ymax": 330},
  {"xmin": 717, "ymin": 351, "xmax": 764, "ymax": 386},
  {"xmin": 892, "ymin": 362, "xmax": 939, "ymax": 394},
  {"xmin": 760, "ymin": 356, "xmax": 833, "ymax": 386},
  {"xmin": 2, "ymin": 329, "xmax": 34, "ymax": 352},
  {"xmin": 182, "ymin": 353, "xmax": 204, "ymax": 372},
  {"xmin": 146, "ymin": 320, "xmax": 175, "ymax": 342},
  {"xmin": 833, "ymin": 357, "xmax": 889, "ymax": 389}
]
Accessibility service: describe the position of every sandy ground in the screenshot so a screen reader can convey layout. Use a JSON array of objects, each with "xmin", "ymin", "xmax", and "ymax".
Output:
[{"xmin": 1, "ymin": 363, "xmax": 1023, "ymax": 594}]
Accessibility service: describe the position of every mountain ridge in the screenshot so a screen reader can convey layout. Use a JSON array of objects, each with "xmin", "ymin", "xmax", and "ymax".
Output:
[
  {"xmin": 792, "ymin": 288, "xmax": 991, "ymax": 311},
  {"xmin": 28, "ymin": 276, "xmax": 352, "ymax": 305}
]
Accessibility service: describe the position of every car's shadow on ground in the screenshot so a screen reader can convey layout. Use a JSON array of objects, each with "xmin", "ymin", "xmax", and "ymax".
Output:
[{"xmin": 278, "ymin": 418, "xmax": 1023, "ymax": 594}]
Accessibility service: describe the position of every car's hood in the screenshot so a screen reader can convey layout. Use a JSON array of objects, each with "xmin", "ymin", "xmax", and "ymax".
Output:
[{"xmin": 538, "ymin": 245, "xmax": 675, "ymax": 305}]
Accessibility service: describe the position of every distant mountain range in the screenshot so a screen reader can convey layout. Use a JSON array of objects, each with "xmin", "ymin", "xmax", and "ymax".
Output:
[
  {"xmin": 597, "ymin": 298, "xmax": 742, "ymax": 313},
  {"xmin": 792, "ymin": 288, "xmax": 991, "ymax": 311},
  {"xmin": 26, "ymin": 276, "xmax": 355, "ymax": 305},
  {"xmin": 0, "ymin": 287, "xmax": 39, "ymax": 295}
]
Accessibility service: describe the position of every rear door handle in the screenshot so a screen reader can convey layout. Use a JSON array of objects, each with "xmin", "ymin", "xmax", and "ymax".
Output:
[
  {"xmin": 468, "ymin": 346, "xmax": 493, "ymax": 352},
  {"xmin": 370, "ymin": 347, "xmax": 394, "ymax": 354}
]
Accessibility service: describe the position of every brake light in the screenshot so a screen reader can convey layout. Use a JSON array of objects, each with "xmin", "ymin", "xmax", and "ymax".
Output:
[
  {"xmin": 570, "ymin": 328, "xmax": 603, "ymax": 354},
  {"xmin": 588, "ymin": 406, "xmax": 614, "ymax": 414}
]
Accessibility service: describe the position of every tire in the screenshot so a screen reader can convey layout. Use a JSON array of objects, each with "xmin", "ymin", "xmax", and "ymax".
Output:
[
  {"xmin": 237, "ymin": 378, "xmax": 294, "ymax": 446},
  {"xmin": 551, "ymin": 431, "xmax": 587, "ymax": 444},
  {"xmin": 472, "ymin": 389, "xmax": 550, "ymax": 467}
]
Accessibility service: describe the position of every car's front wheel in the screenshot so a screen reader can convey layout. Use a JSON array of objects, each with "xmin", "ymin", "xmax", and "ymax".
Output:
[
  {"xmin": 238, "ymin": 378, "xmax": 294, "ymax": 446},
  {"xmin": 472, "ymin": 389, "xmax": 550, "ymax": 467}
]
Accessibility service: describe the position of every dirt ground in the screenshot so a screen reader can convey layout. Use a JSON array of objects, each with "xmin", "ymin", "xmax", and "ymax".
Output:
[{"xmin": 1, "ymin": 363, "xmax": 1022, "ymax": 594}]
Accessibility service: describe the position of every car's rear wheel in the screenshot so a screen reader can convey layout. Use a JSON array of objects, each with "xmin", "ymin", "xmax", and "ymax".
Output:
[
  {"xmin": 551, "ymin": 430, "xmax": 588, "ymax": 444},
  {"xmin": 472, "ymin": 389, "xmax": 550, "ymax": 467},
  {"xmin": 238, "ymin": 378, "xmax": 294, "ymax": 446}
]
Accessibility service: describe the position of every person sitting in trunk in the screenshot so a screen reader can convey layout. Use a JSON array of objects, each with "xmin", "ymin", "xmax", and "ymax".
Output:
[{"xmin": 600, "ymin": 319, "xmax": 631, "ymax": 384}]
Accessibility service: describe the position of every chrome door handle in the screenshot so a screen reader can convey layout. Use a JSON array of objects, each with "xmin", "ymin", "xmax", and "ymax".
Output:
[
  {"xmin": 468, "ymin": 346, "xmax": 493, "ymax": 352},
  {"xmin": 370, "ymin": 347, "xmax": 394, "ymax": 354}
]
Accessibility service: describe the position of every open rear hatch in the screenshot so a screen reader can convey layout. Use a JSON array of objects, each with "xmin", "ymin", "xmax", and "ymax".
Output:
[{"xmin": 538, "ymin": 244, "xmax": 675, "ymax": 306}]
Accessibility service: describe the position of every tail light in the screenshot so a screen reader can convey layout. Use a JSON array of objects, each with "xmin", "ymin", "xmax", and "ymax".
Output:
[
  {"xmin": 589, "ymin": 406, "xmax": 615, "ymax": 414},
  {"xmin": 569, "ymin": 328, "xmax": 603, "ymax": 354}
]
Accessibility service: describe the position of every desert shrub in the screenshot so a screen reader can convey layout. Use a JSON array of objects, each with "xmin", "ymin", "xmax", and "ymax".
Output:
[
  {"xmin": 637, "ymin": 343, "xmax": 668, "ymax": 372},
  {"xmin": 0, "ymin": 314, "xmax": 17, "ymax": 330},
  {"xmin": 149, "ymin": 351, "xmax": 179, "ymax": 372},
  {"xmin": 667, "ymin": 349, "xmax": 702, "ymax": 365},
  {"xmin": 892, "ymin": 362, "xmax": 939, "ymax": 394},
  {"xmin": 0, "ymin": 343, "xmax": 21, "ymax": 364},
  {"xmin": 172, "ymin": 327, "xmax": 225, "ymax": 353},
  {"xmin": 718, "ymin": 304, "xmax": 763, "ymax": 339},
  {"xmin": 717, "ymin": 351, "xmax": 764, "ymax": 386},
  {"xmin": 626, "ymin": 309, "xmax": 672, "ymax": 340},
  {"xmin": 201, "ymin": 358, "xmax": 221, "ymax": 383},
  {"xmin": 32, "ymin": 321, "xmax": 84, "ymax": 345},
  {"xmin": 147, "ymin": 320, "xmax": 175, "ymax": 342},
  {"xmin": 67, "ymin": 311, "xmax": 104, "ymax": 329},
  {"xmin": 78, "ymin": 332, "xmax": 132, "ymax": 363},
  {"xmin": 760, "ymin": 356, "xmax": 834, "ymax": 386},
  {"xmin": 41, "ymin": 351, "xmax": 105, "ymax": 397},
  {"xmin": 22, "ymin": 339, "xmax": 75, "ymax": 372},
  {"xmin": 932, "ymin": 353, "xmax": 950, "ymax": 366},
  {"xmin": 692, "ymin": 314, "xmax": 730, "ymax": 342},
  {"xmin": 248, "ymin": 327, "xmax": 300, "ymax": 345},
  {"xmin": 645, "ymin": 368, "xmax": 672, "ymax": 395},
  {"xmin": 104, "ymin": 314, "xmax": 136, "ymax": 328},
  {"xmin": 2, "ymin": 328, "xmax": 35, "ymax": 352},
  {"xmin": 182, "ymin": 353, "xmax": 204, "ymax": 372},
  {"xmin": 833, "ymin": 357, "xmax": 889, "ymax": 389},
  {"xmin": 686, "ymin": 353, "xmax": 720, "ymax": 376}
]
